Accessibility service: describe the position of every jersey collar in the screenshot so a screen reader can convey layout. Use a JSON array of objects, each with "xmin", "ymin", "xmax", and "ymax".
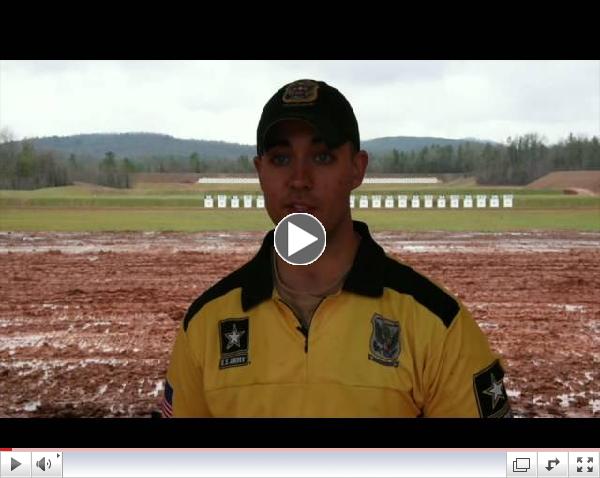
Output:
[{"xmin": 241, "ymin": 220, "xmax": 386, "ymax": 312}]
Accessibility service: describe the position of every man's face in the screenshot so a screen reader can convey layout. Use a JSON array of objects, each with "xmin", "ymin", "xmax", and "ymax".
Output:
[{"xmin": 254, "ymin": 119, "xmax": 368, "ymax": 236}]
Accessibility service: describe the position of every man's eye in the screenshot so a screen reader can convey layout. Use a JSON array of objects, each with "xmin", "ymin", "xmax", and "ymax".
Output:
[
  {"xmin": 314, "ymin": 153, "xmax": 333, "ymax": 164},
  {"xmin": 271, "ymin": 155, "xmax": 290, "ymax": 166}
]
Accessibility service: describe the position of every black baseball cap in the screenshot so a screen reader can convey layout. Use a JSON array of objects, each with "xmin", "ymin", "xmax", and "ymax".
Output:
[{"xmin": 256, "ymin": 79, "xmax": 360, "ymax": 156}]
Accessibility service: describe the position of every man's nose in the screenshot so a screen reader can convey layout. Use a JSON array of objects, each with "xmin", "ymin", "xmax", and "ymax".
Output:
[{"xmin": 288, "ymin": 158, "xmax": 313, "ymax": 190}]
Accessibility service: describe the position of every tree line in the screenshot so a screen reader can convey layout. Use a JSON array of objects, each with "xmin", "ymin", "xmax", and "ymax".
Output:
[
  {"xmin": 369, "ymin": 133, "xmax": 599, "ymax": 185},
  {"xmin": 1, "ymin": 130, "xmax": 598, "ymax": 190}
]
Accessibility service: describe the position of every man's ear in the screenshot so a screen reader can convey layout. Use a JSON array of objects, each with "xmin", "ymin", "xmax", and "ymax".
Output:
[
  {"xmin": 253, "ymin": 156, "xmax": 262, "ymax": 174},
  {"xmin": 254, "ymin": 155, "xmax": 266, "ymax": 191},
  {"xmin": 351, "ymin": 150, "xmax": 369, "ymax": 190}
]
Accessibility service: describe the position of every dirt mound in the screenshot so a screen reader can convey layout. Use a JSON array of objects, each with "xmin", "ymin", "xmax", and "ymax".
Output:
[
  {"xmin": 72, "ymin": 182, "xmax": 121, "ymax": 192},
  {"xmin": 563, "ymin": 188, "xmax": 596, "ymax": 196},
  {"xmin": 441, "ymin": 176, "xmax": 478, "ymax": 187},
  {"xmin": 527, "ymin": 171, "xmax": 600, "ymax": 194}
]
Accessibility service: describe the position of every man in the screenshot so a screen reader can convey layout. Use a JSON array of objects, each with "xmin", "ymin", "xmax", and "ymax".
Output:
[{"xmin": 162, "ymin": 79, "xmax": 511, "ymax": 417}]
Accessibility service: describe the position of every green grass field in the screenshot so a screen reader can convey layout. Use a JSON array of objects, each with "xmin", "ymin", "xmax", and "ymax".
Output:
[
  {"xmin": 1, "ymin": 183, "xmax": 598, "ymax": 207},
  {"xmin": 1, "ymin": 208, "xmax": 598, "ymax": 232},
  {"xmin": 0, "ymin": 182, "xmax": 598, "ymax": 232}
]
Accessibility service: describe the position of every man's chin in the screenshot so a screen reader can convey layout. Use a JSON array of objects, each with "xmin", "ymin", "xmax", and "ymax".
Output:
[{"xmin": 269, "ymin": 208, "xmax": 326, "ymax": 229}]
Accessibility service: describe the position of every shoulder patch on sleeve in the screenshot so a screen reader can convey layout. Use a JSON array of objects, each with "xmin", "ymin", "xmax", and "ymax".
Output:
[
  {"xmin": 161, "ymin": 380, "xmax": 173, "ymax": 418},
  {"xmin": 382, "ymin": 256, "xmax": 460, "ymax": 328},
  {"xmin": 473, "ymin": 359, "xmax": 511, "ymax": 418}
]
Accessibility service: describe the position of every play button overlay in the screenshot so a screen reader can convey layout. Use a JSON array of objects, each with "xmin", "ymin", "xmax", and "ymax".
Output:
[
  {"xmin": 274, "ymin": 213, "xmax": 326, "ymax": 265},
  {"xmin": 11, "ymin": 458, "xmax": 21, "ymax": 471}
]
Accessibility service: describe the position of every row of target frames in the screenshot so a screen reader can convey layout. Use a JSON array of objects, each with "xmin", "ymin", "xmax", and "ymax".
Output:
[{"xmin": 201, "ymin": 194, "xmax": 515, "ymax": 209}]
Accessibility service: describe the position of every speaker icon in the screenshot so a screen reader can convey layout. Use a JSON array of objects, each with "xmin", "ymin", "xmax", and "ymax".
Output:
[{"xmin": 35, "ymin": 457, "xmax": 51, "ymax": 471}]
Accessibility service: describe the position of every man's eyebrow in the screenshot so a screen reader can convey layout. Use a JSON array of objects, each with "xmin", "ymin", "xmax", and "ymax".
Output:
[{"xmin": 265, "ymin": 139, "xmax": 290, "ymax": 150}]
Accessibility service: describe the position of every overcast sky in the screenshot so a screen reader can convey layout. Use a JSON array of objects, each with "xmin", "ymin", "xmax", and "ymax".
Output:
[{"xmin": 1, "ymin": 60, "xmax": 598, "ymax": 145}]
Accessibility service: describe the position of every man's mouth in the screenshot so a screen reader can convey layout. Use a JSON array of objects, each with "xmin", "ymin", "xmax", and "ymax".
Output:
[{"xmin": 286, "ymin": 203, "xmax": 316, "ymax": 214}]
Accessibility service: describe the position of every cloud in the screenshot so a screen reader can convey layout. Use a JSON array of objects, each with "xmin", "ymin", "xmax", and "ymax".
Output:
[{"xmin": 1, "ymin": 60, "xmax": 597, "ymax": 145}]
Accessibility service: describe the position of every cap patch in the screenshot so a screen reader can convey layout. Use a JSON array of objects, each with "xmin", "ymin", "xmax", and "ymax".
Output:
[{"xmin": 282, "ymin": 79, "xmax": 319, "ymax": 104}]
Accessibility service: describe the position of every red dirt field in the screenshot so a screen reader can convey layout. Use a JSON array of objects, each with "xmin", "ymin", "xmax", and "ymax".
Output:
[{"xmin": 1, "ymin": 231, "xmax": 598, "ymax": 418}]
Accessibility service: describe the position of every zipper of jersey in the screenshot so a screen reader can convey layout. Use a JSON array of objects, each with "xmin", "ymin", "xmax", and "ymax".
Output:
[
  {"xmin": 277, "ymin": 298, "xmax": 326, "ymax": 353},
  {"xmin": 302, "ymin": 297, "xmax": 328, "ymax": 353},
  {"xmin": 277, "ymin": 298, "xmax": 309, "ymax": 352}
]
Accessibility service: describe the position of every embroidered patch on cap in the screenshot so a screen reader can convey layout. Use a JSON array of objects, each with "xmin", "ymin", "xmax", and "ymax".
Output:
[
  {"xmin": 282, "ymin": 79, "xmax": 319, "ymax": 104},
  {"xmin": 368, "ymin": 313, "xmax": 400, "ymax": 367},
  {"xmin": 473, "ymin": 359, "xmax": 511, "ymax": 417},
  {"xmin": 219, "ymin": 317, "xmax": 250, "ymax": 369}
]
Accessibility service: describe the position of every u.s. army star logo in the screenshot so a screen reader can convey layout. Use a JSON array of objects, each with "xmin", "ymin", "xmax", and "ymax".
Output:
[
  {"xmin": 224, "ymin": 323, "xmax": 245, "ymax": 350},
  {"xmin": 473, "ymin": 359, "xmax": 511, "ymax": 417},
  {"xmin": 218, "ymin": 318, "xmax": 250, "ymax": 369},
  {"xmin": 482, "ymin": 372, "xmax": 505, "ymax": 410}
]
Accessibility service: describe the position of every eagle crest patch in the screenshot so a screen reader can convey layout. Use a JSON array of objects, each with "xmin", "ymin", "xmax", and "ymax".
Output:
[{"xmin": 368, "ymin": 313, "xmax": 400, "ymax": 367}]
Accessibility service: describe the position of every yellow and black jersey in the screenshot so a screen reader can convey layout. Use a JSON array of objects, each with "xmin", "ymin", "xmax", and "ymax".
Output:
[{"xmin": 163, "ymin": 221, "xmax": 511, "ymax": 417}]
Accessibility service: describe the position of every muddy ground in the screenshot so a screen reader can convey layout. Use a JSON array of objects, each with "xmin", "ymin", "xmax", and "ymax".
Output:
[{"xmin": 1, "ymin": 230, "xmax": 598, "ymax": 417}]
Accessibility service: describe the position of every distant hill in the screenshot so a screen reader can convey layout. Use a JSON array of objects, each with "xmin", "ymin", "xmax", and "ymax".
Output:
[
  {"xmin": 28, "ymin": 133, "xmax": 255, "ymax": 160},
  {"xmin": 24, "ymin": 132, "xmax": 493, "ymax": 160},
  {"xmin": 361, "ymin": 136, "xmax": 492, "ymax": 154}
]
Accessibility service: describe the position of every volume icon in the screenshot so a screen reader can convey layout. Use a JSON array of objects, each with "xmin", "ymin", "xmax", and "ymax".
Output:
[{"xmin": 36, "ymin": 457, "xmax": 51, "ymax": 471}]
